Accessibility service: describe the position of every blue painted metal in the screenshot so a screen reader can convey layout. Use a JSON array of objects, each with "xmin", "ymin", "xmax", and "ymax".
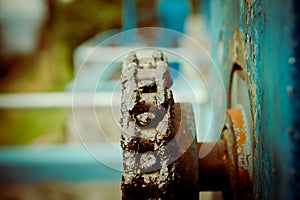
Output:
[
  {"xmin": 0, "ymin": 144, "xmax": 122, "ymax": 184},
  {"xmin": 157, "ymin": 0, "xmax": 191, "ymax": 47},
  {"xmin": 290, "ymin": 1, "xmax": 300, "ymax": 199},
  {"xmin": 201, "ymin": 0, "xmax": 300, "ymax": 199},
  {"xmin": 122, "ymin": 0, "xmax": 136, "ymax": 30},
  {"xmin": 157, "ymin": 0, "xmax": 191, "ymax": 33}
]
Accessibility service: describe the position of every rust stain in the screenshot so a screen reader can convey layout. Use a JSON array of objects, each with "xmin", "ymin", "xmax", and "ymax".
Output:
[
  {"xmin": 227, "ymin": 108, "xmax": 247, "ymax": 156},
  {"xmin": 227, "ymin": 108, "xmax": 246, "ymax": 132},
  {"xmin": 229, "ymin": 28, "xmax": 247, "ymax": 74},
  {"xmin": 245, "ymin": 0, "xmax": 256, "ymax": 8},
  {"xmin": 227, "ymin": 107, "xmax": 253, "ymax": 180}
]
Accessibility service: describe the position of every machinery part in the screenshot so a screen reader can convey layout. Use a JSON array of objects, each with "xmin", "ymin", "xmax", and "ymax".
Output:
[
  {"xmin": 201, "ymin": 1, "xmax": 300, "ymax": 198},
  {"xmin": 198, "ymin": 106, "xmax": 253, "ymax": 200},
  {"xmin": 225, "ymin": 107, "xmax": 253, "ymax": 199},
  {"xmin": 120, "ymin": 50, "xmax": 253, "ymax": 199},
  {"xmin": 198, "ymin": 141, "xmax": 229, "ymax": 193},
  {"xmin": 120, "ymin": 51, "xmax": 198, "ymax": 199}
]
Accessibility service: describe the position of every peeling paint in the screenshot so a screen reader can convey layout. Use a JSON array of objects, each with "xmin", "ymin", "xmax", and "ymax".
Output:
[
  {"xmin": 227, "ymin": 107, "xmax": 253, "ymax": 179},
  {"xmin": 202, "ymin": 0, "xmax": 297, "ymax": 198},
  {"xmin": 229, "ymin": 28, "xmax": 247, "ymax": 72}
]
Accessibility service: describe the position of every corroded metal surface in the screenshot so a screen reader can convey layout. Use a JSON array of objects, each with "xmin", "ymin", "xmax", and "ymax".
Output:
[
  {"xmin": 202, "ymin": 0, "xmax": 300, "ymax": 198},
  {"xmin": 224, "ymin": 107, "xmax": 253, "ymax": 200},
  {"xmin": 227, "ymin": 107, "xmax": 253, "ymax": 181},
  {"xmin": 197, "ymin": 107, "xmax": 253, "ymax": 199},
  {"xmin": 173, "ymin": 103, "xmax": 199, "ymax": 200},
  {"xmin": 120, "ymin": 51, "xmax": 198, "ymax": 199},
  {"xmin": 198, "ymin": 141, "xmax": 229, "ymax": 192}
]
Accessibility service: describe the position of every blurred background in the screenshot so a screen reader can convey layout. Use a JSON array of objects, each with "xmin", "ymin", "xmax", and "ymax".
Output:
[
  {"xmin": 0, "ymin": 0, "xmax": 214, "ymax": 199},
  {"xmin": 0, "ymin": 0, "xmax": 205, "ymax": 145}
]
